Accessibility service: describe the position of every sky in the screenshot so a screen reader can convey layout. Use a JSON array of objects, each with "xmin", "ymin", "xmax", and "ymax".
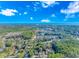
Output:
[{"xmin": 0, "ymin": 1, "xmax": 79, "ymax": 24}]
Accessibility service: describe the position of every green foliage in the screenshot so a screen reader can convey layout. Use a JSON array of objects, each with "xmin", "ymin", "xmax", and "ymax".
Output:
[
  {"xmin": 0, "ymin": 47, "xmax": 13, "ymax": 58},
  {"xmin": 18, "ymin": 50, "xmax": 25, "ymax": 58},
  {"xmin": 48, "ymin": 53, "xmax": 64, "ymax": 58},
  {"xmin": 5, "ymin": 40, "xmax": 13, "ymax": 47},
  {"xmin": 0, "ymin": 40, "xmax": 3, "ymax": 48},
  {"xmin": 52, "ymin": 39, "xmax": 79, "ymax": 57},
  {"xmin": 28, "ymin": 49, "xmax": 34, "ymax": 57},
  {"xmin": 22, "ymin": 31, "xmax": 34, "ymax": 39},
  {"xmin": 0, "ymin": 25, "xmax": 79, "ymax": 58}
]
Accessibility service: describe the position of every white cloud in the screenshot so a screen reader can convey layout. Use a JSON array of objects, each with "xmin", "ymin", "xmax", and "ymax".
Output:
[
  {"xmin": 41, "ymin": 19, "xmax": 50, "ymax": 23},
  {"xmin": 33, "ymin": 7, "xmax": 37, "ymax": 12},
  {"xmin": 30, "ymin": 17, "xmax": 33, "ymax": 20},
  {"xmin": 61, "ymin": 1, "xmax": 79, "ymax": 19},
  {"xmin": 51, "ymin": 14, "xmax": 56, "ymax": 17},
  {"xmin": 26, "ymin": 5, "xmax": 30, "ymax": 8},
  {"xmin": 65, "ymin": 14, "xmax": 75, "ymax": 18},
  {"xmin": 41, "ymin": 1, "xmax": 59, "ymax": 8},
  {"xmin": 24, "ymin": 12, "xmax": 28, "ymax": 15},
  {"xmin": 19, "ymin": 13, "xmax": 22, "ymax": 15},
  {"xmin": 64, "ymin": 14, "xmax": 75, "ymax": 21},
  {"xmin": 34, "ymin": 2, "xmax": 40, "ymax": 7},
  {"xmin": 0, "ymin": 9, "xmax": 18, "ymax": 16},
  {"xmin": 61, "ymin": 1, "xmax": 79, "ymax": 14}
]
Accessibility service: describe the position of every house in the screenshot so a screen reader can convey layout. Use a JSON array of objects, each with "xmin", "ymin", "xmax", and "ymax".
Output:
[
  {"xmin": 35, "ymin": 30, "xmax": 63, "ymax": 40},
  {"xmin": 4, "ymin": 32, "xmax": 23, "ymax": 39}
]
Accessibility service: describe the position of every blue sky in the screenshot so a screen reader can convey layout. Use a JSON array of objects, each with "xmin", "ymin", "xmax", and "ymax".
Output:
[{"xmin": 0, "ymin": 1, "xmax": 79, "ymax": 24}]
